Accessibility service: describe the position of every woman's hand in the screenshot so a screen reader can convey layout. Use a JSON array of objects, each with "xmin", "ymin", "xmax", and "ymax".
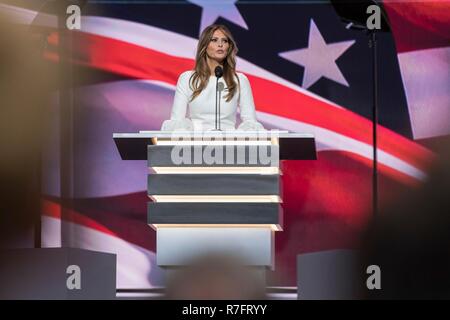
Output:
[
  {"xmin": 237, "ymin": 120, "xmax": 266, "ymax": 131},
  {"xmin": 161, "ymin": 118, "xmax": 193, "ymax": 131}
]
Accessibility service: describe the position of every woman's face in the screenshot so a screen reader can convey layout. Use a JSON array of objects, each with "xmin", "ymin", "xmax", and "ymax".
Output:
[{"xmin": 206, "ymin": 29, "xmax": 230, "ymax": 63}]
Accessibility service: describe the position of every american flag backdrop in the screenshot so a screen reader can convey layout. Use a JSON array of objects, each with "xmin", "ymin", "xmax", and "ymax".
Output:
[{"xmin": 1, "ymin": 0, "xmax": 448, "ymax": 288}]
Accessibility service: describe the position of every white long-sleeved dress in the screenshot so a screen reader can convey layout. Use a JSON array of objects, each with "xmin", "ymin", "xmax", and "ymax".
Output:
[{"xmin": 161, "ymin": 70, "xmax": 265, "ymax": 131}]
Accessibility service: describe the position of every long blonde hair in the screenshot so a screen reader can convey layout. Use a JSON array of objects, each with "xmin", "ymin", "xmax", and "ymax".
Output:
[{"xmin": 189, "ymin": 24, "xmax": 239, "ymax": 102}]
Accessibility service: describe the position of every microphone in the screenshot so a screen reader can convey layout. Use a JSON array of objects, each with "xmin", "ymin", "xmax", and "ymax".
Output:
[
  {"xmin": 215, "ymin": 65, "xmax": 223, "ymax": 78},
  {"xmin": 214, "ymin": 66, "xmax": 223, "ymax": 131}
]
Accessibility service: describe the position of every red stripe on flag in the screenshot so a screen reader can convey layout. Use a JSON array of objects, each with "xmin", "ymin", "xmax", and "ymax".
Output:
[
  {"xmin": 383, "ymin": 0, "xmax": 450, "ymax": 53},
  {"xmin": 41, "ymin": 198, "xmax": 118, "ymax": 237}
]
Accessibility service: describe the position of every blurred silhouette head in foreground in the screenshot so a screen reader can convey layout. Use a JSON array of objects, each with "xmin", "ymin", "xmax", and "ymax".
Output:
[
  {"xmin": 164, "ymin": 253, "xmax": 267, "ymax": 300},
  {"xmin": 361, "ymin": 138, "xmax": 450, "ymax": 299}
]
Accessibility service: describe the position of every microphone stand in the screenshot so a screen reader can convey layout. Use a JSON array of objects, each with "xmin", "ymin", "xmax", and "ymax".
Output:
[
  {"xmin": 215, "ymin": 77, "xmax": 219, "ymax": 130},
  {"xmin": 217, "ymin": 82, "xmax": 224, "ymax": 130},
  {"xmin": 330, "ymin": 0, "xmax": 390, "ymax": 218},
  {"xmin": 369, "ymin": 29, "xmax": 378, "ymax": 217}
]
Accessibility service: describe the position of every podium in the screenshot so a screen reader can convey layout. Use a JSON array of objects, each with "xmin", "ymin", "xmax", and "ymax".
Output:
[{"xmin": 113, "ymin": 131, "xmax": 316, "ymax": 271}]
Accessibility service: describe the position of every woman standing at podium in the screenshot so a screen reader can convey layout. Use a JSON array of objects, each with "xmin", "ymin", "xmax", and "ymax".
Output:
[{"xmin": 161, "ymin": 24, "xmax": 265, "ymax": 131}]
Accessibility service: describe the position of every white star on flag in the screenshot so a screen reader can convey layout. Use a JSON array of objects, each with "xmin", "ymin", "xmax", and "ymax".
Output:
[
  {"xmin": 188, "ymin": 0, "xmax": 249, "ymax": 35},
  {"xmin": 279, "ymin": 19, "xmax": 355, "ymax": 89}
]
